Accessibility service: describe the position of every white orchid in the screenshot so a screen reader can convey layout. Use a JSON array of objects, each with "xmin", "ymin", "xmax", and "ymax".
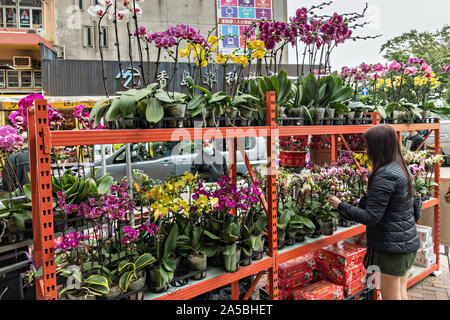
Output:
[
  {"xmin": 109, "ymin": 7, "xmax": 132, "ymax": 22},
  {"xmin": 87, "ymin": 4, "xmax": 110, "ymax": 18}
]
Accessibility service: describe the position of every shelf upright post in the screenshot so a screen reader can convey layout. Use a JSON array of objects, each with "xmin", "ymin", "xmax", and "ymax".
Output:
[
  {"xmin": 228, "ymin": 136, "xmax": 239, "ymax": 300},
  {"xmin": 28, "ymin": 100, "xmax": 57, "ymax": 300},
  {"xmin": 331, "ymin": 134, "xmax": 337, "ymax": 163},
  {"xmin": 434, "ymin": 118, "xmax": 441, "ymax": 268},
  {"xmin": 266, "ymin": 91, "xmax": 279, "ymax": 300}
]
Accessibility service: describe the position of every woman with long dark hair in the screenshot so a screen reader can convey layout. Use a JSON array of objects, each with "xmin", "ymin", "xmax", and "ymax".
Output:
[{"xmin": 328, "ymin": 124, "xmax": 420, "ymax": 300}]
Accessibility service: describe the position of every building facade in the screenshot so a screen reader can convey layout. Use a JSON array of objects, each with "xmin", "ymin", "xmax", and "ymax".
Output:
[
  {"xmin": 0, "ymin": 0, "xmax": 57, "ymax": 94},
  {"xmin": 1, "ymin": 0, "xmax": 288, "ymax": 96}
]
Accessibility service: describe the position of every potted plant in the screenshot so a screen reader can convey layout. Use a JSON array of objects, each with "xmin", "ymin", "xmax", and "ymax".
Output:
[
  {"xmin": 222, "ymin": 215, "xmax": 241, "ymax": 272},
  {"xmin": 118, "ymin": 253, "xmax": 156, "ymax": 293},
  {"xmin": 57, "ymin": 267, "xmax": 109, "ymax": 300},
  {"xmin": 279, "ymin": 135, "xmax": 308, "ymax": 168},
  {"xmin": 185, "ymin": 77, "xmax": 231, "ymax": 127},
  {"xmin": 297, "ymin": 72, "xmax": 351, "ymax": 125},
  {"xmin": 177, "ymin": 226, "xmax": 208, "ymax": 280},
  {"xmin": 309, "ymin": 135, "xmax": 332, "ymax": 167}
]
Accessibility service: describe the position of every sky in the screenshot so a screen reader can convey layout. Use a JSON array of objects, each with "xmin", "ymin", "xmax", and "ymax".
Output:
[{"xmin": 286, "ymin": 0, "xmax": 450, "ymax": 70}]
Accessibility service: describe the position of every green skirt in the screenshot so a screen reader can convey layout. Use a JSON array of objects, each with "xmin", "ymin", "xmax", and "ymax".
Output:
[{"xmin": 363, "ymin": 248, "xmax": 418, "ymax": 277}]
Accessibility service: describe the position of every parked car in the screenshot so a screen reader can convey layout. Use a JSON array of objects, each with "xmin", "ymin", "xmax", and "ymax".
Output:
[{"xmin": 92, "ymin": 137, "xmax": 268, "ymax": 181}]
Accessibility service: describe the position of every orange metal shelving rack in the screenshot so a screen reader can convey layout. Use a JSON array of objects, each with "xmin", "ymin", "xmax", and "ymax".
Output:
[{"xmin": 27, "ymin": 95, "xmax": 441, "ymax": 300}]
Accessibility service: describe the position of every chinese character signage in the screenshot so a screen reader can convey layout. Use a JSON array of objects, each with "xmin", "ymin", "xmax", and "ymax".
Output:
[{"xmin": 217, "ymin": 0, "xmax": 272, "ymax": 54}]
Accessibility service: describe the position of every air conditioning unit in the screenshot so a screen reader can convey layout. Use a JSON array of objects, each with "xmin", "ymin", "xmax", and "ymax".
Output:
[
  {"xmin": 13, "ymin": 56, "xmax": 32, "ymax": 69},
  {"xmin": 54, "ymin": 45, "xmax": 65, "ymax": 59}
]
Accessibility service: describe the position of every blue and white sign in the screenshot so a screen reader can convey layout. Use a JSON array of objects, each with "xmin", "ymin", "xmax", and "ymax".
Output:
[{"xmin": 361, "ymin": 87, "xmax": 369, "ymax": 96}]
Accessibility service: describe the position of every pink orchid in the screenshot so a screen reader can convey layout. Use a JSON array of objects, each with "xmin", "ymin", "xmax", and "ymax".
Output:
[{"xmin": 388, "ymin": 61, "xmax": 401, "ymax": 72}]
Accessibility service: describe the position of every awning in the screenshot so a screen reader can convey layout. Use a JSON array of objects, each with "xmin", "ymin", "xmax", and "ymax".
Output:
[{"xmin": 0, "ymin": 32, "xmax": 54, "ymax": 51}]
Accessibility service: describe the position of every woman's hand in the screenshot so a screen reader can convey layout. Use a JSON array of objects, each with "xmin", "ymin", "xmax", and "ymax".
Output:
[{"xmin": 328, "ymin": 195, "xmax": 342, "ymax": 209}]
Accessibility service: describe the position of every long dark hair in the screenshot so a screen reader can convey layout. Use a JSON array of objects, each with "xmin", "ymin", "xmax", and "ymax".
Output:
[{"xmin": 364, "ymin": 124, "xmax": 413, "ymax": 198}]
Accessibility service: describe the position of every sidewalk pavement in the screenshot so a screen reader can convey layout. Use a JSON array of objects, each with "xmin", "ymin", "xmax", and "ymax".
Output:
[{"xmin": 408, "ymin": 254, "xmax": 450, "ymax": 300}]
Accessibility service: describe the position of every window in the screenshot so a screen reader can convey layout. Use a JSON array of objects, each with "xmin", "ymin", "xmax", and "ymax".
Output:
[
  {"xmin": 1, "ymin": 1, "xmax": 42, "ymax": 29},
  {"xmin": 83, "ymin": 25, "xmax": 94, "ymax": 47},
  {"xmin": 34, "ymin": 71, "xmax": 41, "ymax": 88},
  {"xmin": 19, "ymin": 7, "xmax": 30, "ymax": 28},
  {"xmin": 0, "ymin": 71, "xmax": 5, "ymax": 88},
  {"xmin": 21, "ymin": 70, "xmax": 32, "ymax": 87},
  {"xmin": 78, "ymin": 0, "xmax": 83, "ymax": 10},
  {"xmin": 31, "ymin": 8, "xmax": 41, "ymax": 28},
  {"xmin": 5, "ymin": 7, "xmax": 16, "ymax": 28},
  {"xmin": 6, "ymin": 70, "xmax": 19, "ymax": 87},
  {"xmin": 100, "ymin": 26, "xmax": 108, "ymax": 48}
]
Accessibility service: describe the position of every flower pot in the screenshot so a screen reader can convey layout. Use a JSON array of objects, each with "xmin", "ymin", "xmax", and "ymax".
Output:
[
  {"xmin": 340, "ymin": 218, "xmax": 353, "ymax": 228},
  {"xmin": 346, "ymin": 111, "xmax": 355, "ymax": 125},
  {"xmin": 240, "ymin": 248, "xmax": 253, "ymax": 266},
  {"xmin": 309, "ymin": 148, "xmax": 332, "ymax": 167},
  {"xmin": 187, "ymin": 252, "xmax": 207, "ymax": 280},
  {"xmin": 277, "ymin": 232, "xmax": 286, "ymax": 250},
  {"xmin": 285, "ymin": 231, "xmax": 297, "ymax": 246},
  {"xmin": 253, "ymin": 236, "xmax": 265, "ymax": 260},
  {"xmin": 165, "ymin": 104, "xmax": 186, "ymax": 128},
  {"xmin": 280, "ymin": 151, "xmax": 307, "ymax": 167},
  {"xmin": 104, "ymin": 285, "xmax": 121, "ymax": 300},
  {"xmin": 320, "ymin": 220, "xmax": 334, "ymax": 236},
  {"xmin": 296, "ymin": 229, "xmax": 306, "ymax": 243},
  {"xmin": 333, "ymin": 218, "xmax": 339, "ymax": 231},
  {"xmin": 391, "ymin": 110, "xmax": 399, "ymax": 124},
  {"xmin": 225, "ymin": 108, "xmax": 239, "ymax": 126},
  {"xmin": 290, "ymin": 107, "xmax": 305, "ymax": 125},
  {"xmin": 223, "ymin": 244, "xmax": 241, "ymax": 273},
  {"xmin": 67, "ymin": 293, "xmax": 96, "ymax": 300},
  {"xmin": 325, "ymin": 108, "xmax": 335, "ymax": 125},
  {"xmin": 239, "ymin": 108, "xmax": 253, "ymax": 126},
  {"xmin": 129, "ymin": 272, "xmax": 146, "ymax": 291},
  {"xmin": 314, "ymin": 107, "xmax": 326, "ymax": 125},
  {"xmin": 354, "ymin": 111, "xmax": 363, "ymax": 125},
  {"xmin": 148, "ymin": 268, "xmax": 169, "ymax": 293},
  {"xmin": 421, "ymin": 111, "xmax": 430, "ymax": 123}
]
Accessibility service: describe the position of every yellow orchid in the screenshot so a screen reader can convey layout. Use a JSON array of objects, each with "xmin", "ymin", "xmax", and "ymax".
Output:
[
  {"xmin": 227, "ymin": 53, "xmax": 236, "ymax": 63},
  {"xmin": 251, "ymin": 50, "xmax": 265, "ymax": 60},
  {"xmin": 196, "ymin": 58, "xmax": 208, "ymax": 67},
  {"xmin": 179, "ymin": 47, "xmax": 190, "ymax": 58},
  {"xmin": 208, "ymin": 35, "xmax": 219, "ymax": 51},
  {"xmin": 248, "ymin": 40, "xmax": 264, "ymax": 50},
  {"xmin": 216, "ymin": 53, "xmax": 227, "ymax": 64},
  {"xmin": 234, "ymin": 55, "xmax": 249, "ymax": 67},
  {"xmin": 210, "ymin": 197, "xmax": 219, "ymax": 210}
]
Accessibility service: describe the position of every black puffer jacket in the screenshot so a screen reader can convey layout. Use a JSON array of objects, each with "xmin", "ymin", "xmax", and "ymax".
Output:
[{"xmin": 338, "ymin": 162, "xmax": 420, "ymax": 254}]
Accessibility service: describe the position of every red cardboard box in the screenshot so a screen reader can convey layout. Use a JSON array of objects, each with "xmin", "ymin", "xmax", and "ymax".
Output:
[
  {"xmin": 278, "ymin": 253, "xmax": 316, "ymax": 282},
  {"xmin": 316, "ymin": 241, "xmax": 366, "ymax": 268},
  {"xmin": 293, "ymin": 280, "xmax": 344, "ymax": 300},
  {"xmin": 344, "ymin": 273, "xmax": 367, "ymax": 297},
  {"xmin": 264, "ymin": 282, "xmax": 291, "ymax": 300},
  {"xmin": 279, "ymin": 271, "xmax": 315, "ymax": 292},
  {"xmin": 316, "ymin": 261, "xmax": 366, "ymax": 285}
]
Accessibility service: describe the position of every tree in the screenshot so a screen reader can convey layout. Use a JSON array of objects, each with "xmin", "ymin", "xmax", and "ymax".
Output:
[{"xmin": 380, "ymin": 26, "xmax": 450, "ymax": 105}]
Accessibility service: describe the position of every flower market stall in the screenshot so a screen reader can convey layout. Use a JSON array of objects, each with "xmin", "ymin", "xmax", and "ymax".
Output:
[{"xmin": 0, "ymin": 0, "xmax": 448, "ymax": 301}]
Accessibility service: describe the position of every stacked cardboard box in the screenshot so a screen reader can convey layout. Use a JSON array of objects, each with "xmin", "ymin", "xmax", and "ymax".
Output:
[
  {"xmin": 314, "ymin": 241, "xmax": 367, "ymax": 297},
  {"xmin": 414, "ymin": 225, "xmax": 436, "ymax": 268},
  {"xmin": 265, "ymin": 253, "xmax": 316, "ymax": 299},
  {"xmin": 292, "ymin": 280, "xmax": 344, "ymax": 300}
]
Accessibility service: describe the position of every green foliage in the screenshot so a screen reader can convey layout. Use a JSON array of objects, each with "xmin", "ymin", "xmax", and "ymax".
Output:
[
  {"xmin": 50, "ymin": 169, "xmax": 113, "ymax": 205},
  {"xmin": 90, "ymin": 83, "xmax": 187, "ymax": 125},
  {"xmin": 297, "ymin": 72, "xmax": 352, "ymax": 115},
  {"xmin": 118, "ymin": 253, "xmax": 156, "ymax": 293},
  {"xmin": 57, "ymin": 268, "xmax": 110, "ymax": 298},
  {"xmin": 380, "ymin": 26, "xmax": 450, "ymax": 104}
]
